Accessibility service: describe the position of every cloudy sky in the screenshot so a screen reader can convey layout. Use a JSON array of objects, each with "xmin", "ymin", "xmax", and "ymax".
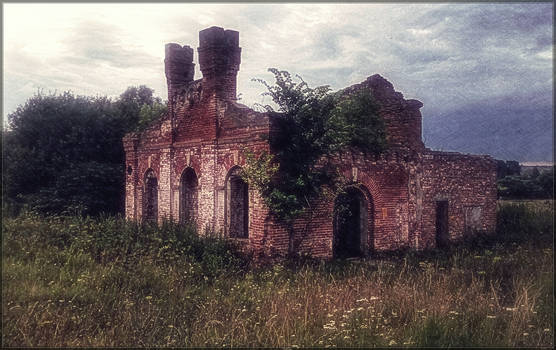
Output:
[{"xmin": 3, "ymin": 3, "xmax": 553, "ymax": 139}]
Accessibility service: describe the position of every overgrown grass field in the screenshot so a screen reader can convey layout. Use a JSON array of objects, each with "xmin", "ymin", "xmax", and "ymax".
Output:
[{"xmin": 2, "ymin": 201, "xmax": 553, "ymax": 347}]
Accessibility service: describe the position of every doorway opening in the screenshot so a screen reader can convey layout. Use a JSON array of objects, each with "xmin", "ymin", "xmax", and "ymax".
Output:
[
  {"xmin": 435, "ymin": 200, "xmax": 449, "ymax": 248},
  {"xmin": 333, "ymin": 187, "xmax": 371, "ymax": 258}
]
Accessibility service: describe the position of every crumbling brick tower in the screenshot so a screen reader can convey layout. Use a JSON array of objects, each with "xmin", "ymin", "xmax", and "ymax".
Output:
[{"xmin": 123, "ymin": 26, "xmax": 497, "ymax": 259}]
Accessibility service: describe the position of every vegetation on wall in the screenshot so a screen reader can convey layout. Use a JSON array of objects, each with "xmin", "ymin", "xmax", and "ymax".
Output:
[
  {"xmin": 242, "ymin": 69, "xmax": 387, "ymax": 224},
  {"xmin": 3, "ymin": 86, "xmax": 166, "ymax": 216}
]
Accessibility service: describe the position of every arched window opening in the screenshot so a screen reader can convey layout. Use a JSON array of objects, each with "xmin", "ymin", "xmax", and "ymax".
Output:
[
  {"xmin": 225, "ymin": 167, "xmax": 249, "ymax": 238},
  {"xmin": 333, "ymin": 186, "xmax": 372, "ymax": 258},
  {"xmin": 180, "ymin": 167, "xmax": 198, "ymax": 223},
  {"xmin": 143, "ymin": 169, "xmax": 158, "ymax": 222}
]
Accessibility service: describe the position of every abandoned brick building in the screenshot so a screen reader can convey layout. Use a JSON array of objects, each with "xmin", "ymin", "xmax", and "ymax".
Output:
[{"xmin": 123, "ymin": 26, "xmax": 497, "ymax": 259}]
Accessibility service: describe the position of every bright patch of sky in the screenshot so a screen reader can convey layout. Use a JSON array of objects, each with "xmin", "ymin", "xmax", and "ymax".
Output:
[{"xmin": 3, "ymin": 3, "xmax": 553, "ymax": 126}]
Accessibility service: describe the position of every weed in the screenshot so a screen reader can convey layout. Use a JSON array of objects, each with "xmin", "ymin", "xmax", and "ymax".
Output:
[{"xmin": 1, "ymin": 200, "xmax": 553, "ymax": 347}]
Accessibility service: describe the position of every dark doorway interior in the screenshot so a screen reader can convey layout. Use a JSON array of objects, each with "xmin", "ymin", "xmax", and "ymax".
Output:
[
  {"xmin": 180, "ymin": 168, "xmax": 198, "ymax": 223},
  {"xmin": 144, "ymin": 170, "xmax": 158, "ymax": 222},
  {"xmin": 228, "ymin": 175, "xmax": 248, "ymax": 238},
  {"xmin": 334, "ymin": 188, "xmax": 366, "ymax": 258},
  {"xmin": 435, "ymin": 200, "xmax": 449, "ymax": 247}
]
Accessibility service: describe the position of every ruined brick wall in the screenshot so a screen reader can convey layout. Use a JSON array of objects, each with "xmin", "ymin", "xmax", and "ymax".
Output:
[
  {"xmin": 340, "ymin": 75, "xmax": 425, "ymax": 152},
  {"xmin": 418, "ymin": 151, "xmax": 497, "ymax": 249},
  {"xmin": 256, "ymin": 151, "xmax": 418, "ymax": 259},
  {"xmin": 124, "ymin": 25, "xmax": 498, "ymax": 260}
]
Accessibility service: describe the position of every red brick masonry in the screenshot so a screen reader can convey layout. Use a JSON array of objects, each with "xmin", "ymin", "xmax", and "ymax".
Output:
[{"xmin": 123, "ymin": 26, "xmax": 497, "ymax": 259}]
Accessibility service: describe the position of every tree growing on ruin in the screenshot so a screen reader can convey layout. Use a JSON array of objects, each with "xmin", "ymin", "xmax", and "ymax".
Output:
[{"xmin": 243, "ymin": 68, "xmax": 387, "ymax": 227}]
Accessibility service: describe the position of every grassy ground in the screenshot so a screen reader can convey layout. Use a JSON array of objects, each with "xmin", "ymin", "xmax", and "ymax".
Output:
[{"xmin": 2, "ymin": 200, "xmax": 553, "ymax": 347}]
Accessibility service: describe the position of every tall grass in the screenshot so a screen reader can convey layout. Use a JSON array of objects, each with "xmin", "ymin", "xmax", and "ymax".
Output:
[{"xmin": 2, "ymin": 201, "xmax": 553, "ymax": 347}]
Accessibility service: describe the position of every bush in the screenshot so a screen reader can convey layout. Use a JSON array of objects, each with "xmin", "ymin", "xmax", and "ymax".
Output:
[
  {"xmin": 2, "ymin": 212, "xmax": 248, "ymax": 278},
  {"xmin": 497, "ymin": 167, "xmax": 554, "ymax": 199}
]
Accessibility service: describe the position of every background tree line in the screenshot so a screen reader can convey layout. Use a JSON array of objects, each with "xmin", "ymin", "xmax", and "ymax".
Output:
[
  {"xmin": 3, "ymin": 86, "xmax": 167, "ymax": 216},
  {"xmin": 3, "ymin": 84, "xmax": 552, "ymax": 219},
  {"xmin": 496, "ymin": 160, "xmax": 553, "ymax": 199}
]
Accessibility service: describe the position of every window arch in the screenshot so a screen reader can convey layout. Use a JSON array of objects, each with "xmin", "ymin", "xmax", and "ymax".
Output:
[
  {"xmin": 225, "ymin": 166, "xmax": 249, "ymax": 238},
  {"xmin": 143, "ymin": 169, "xmax": 158, "ymax": 222},
  {"xmin": 180, "ymin": 167, "xmax": 198, "ymax": 223}
]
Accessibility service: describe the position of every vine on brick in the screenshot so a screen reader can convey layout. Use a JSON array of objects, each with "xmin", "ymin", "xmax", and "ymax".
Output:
[{"xmin": 242, "ymin": 68, "xmax": 387, "ymax": 224}]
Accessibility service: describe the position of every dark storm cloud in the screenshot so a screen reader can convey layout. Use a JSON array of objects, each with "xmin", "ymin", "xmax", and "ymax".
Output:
[
  {"xmin": 370, "ymin": 3, "xmax": 553, "ymax": 116},
  {"xmin": 414, "ymin": 3, "xmax": 552, "ymax": 55}
]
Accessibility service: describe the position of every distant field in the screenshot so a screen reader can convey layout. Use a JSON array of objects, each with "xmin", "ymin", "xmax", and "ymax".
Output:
[{"xmin": 2, "ymin": 201, "xmax": 553, "ymax": 347}]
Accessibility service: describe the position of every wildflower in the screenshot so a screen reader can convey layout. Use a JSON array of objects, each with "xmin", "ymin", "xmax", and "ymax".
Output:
[
  {"xmin": 389, "ymin": 340, "xmax": 397, "ymax": 346},
  {"xmin": 145, "ymin": 296, "xmax": 152, "ymax": 300},
  {"xmin": 523, "ymin": 332, "xmax": 529, "ymax": 336},
  {"xmin": 528, "ymin": 325, "xmax": 534, "ymax": 328},
  {"xmin": 474, "ymin": 255, "xmax": 482, "ymax": 259},
  {"xmin": 493, "ymin": 256, "xmax": 502, "ymax": 262},
  {"xmin": 486, "ymin": 315, "xmax": 496, "ymax": 319},
  {"xmin": 505, "ymin": 307, "xmax": 517, "ymax": 312},
  {"xmin": 449, "ymin": 311, "xmax": 459, "ymax": 315},
  {"xmin": 370, "ymin": 296, "xmax": 379, "ymax": 301},
  {"xmin": 543, "ymin": 328, "xmax": 550, "ymax": 332},
  {"xmin": 478, "ymin": 271, "xmax": 486, "ymax": 275}
]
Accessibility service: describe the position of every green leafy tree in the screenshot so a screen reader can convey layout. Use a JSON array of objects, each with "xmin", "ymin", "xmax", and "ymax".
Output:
[
  {"xmin": 114, "ymin": 85, "xmax": 166, "ymax": 131},
  {"xmin": 497, "ymin": 167, "xmax": 553, "ymax": 199},
  {"xmin": 243, "ymin": 69, "xmax": 387, "ymax": 254},
  {"xmin": 3, "ymin": 86, "xmax": 166, "ymax": 216}
]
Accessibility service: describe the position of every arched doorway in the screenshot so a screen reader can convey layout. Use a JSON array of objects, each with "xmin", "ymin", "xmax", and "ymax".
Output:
[
  {"xmin": 225, "ymin": 167, "xmax": 249, "ymax": 238},
  {"xmin": 180, "ymin": 167, "xmax": 198, "ymax": 223},
  {"xmin": 143, "ymin": 169, "xmax": 158, "ymax": 222},
  {"xmin": 333, "ymin": 186, "xmax": 372, "ymax": 258}
]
